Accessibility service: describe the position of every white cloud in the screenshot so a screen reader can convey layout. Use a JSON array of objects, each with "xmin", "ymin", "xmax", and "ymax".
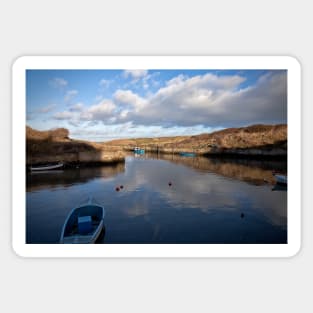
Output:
[
  {"xmin": 122, "ymin": 70, "xmax": 161, "ymax": 91},
  {"xmin": 80, "ymin": 100, "xmax": 116, "ymax": 121},
  {"xmin": 114, "ymin": 89, "xmax": 147, "ymax": 112},
  {"xmin": 123, "ymin": 69, "xmax": 148, "ymax": 80},
  {"xmin": 114, "ymin": 71, "xmax": 286, "ymax": 127},
  {"xmin": 49, "ymin": 77, "xmax": 68, "ymax": 89},
  {"xmin": 69, "ymin": 102, "xmax": 84, "ymax": 112},
  {"xmin": 64, "ymin": 90, "xmax": 78, "ymax": 102},
  {"xmin": 38, "ymin": 104, "xmax": 57, "ymax": 113},
  {"xmin": 119, "ymin": 109, "xmax": 130, "ymax": 119},
  {"xmin": 70, "ymin": 122, "xmax": 133, "ymax": 141},
  {"xmin": 53, "ymin": 99, "xmax": 116, "ymax": 125},
  {"xmin": 69, "ymin": 123, "xmax": 221, "ymax": 142},
  {"xmin": 53, "ymin": 111, "xmax": 76, "ymax": 120},
  {"xmin": 50, "ymin": 71, "xmax": 287, "ymax": 140},
  {"xmin": 99, "ymin": 79, "xmax": 110, "ymax": 88}
]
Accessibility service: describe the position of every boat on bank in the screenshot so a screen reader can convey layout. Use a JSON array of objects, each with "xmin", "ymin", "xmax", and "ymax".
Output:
[
  {"xmin": 30, "ymin": 162, "xmax": 63, "ymax": 171},
  {"xmin": 273, "ymin": 174, "xmax": 287, "ymax": 185},
  {"xmin": 60, "ymin": 197, "xmax": 105, "ymax": 244}
]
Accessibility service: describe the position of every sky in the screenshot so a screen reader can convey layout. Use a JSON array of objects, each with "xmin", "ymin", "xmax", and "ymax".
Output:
[{"xmin": 26, "ymin": 69, "xmax": 287, "ymax": 142}]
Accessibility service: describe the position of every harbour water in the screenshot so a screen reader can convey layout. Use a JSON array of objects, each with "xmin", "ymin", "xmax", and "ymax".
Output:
[{"xmin": 26, "ymin": 153, "xmax": 287, "ymax": 244}]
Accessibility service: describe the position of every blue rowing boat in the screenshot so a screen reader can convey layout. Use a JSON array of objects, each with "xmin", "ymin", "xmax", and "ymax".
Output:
[{"xmin": 60, "ymin": 197, "xmax": 105, "ymax": 244}]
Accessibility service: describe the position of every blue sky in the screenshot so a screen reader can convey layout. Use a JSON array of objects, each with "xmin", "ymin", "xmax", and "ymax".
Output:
[{"xmin": 26, "ymin": 69, "xmax": 287, "ymax": 141}]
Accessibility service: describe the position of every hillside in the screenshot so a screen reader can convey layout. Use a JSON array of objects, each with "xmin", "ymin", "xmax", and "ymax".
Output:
[{"xmin": 106, "ymin": 124, "xmax": 287, "ymax": 157}]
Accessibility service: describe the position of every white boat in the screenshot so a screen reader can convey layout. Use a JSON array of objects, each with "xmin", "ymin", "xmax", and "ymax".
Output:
[
  {"xmin": 30, "ymin": 162, "xmax": 63, "ymax": 171},
  {"xmin": 274, "ymin": 174, "xmax": 287, "ymax": 185},
  {"xmin": 60, "ymin": 197, "xmax": 105, "ymax": 244}
]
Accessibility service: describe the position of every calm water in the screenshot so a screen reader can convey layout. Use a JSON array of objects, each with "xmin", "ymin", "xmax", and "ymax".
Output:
[{"xmin": 26, "ymin": 153, "xmax": 287, "ymax": 244}]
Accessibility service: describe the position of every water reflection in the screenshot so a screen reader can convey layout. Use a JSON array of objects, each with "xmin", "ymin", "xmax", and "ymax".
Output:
[
  {"xmin": 141, "ymin": 152, "xmax": 287, "ymax": 185},
  {"xmin": 27, "ymin": 162, "xmax": 125, "ymax": 192},
  {"xmin": 120, "ymin": 157, "xmax": 287, "ymax": 227},
  {"xmin": 26, "ymin": 154, "xmax": 287, "ymax": 244}
]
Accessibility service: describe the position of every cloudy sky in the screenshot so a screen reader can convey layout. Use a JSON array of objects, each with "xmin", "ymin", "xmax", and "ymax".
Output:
[{"xmin": 26, "ymin": 69, "xmax": 287, "ymax": 141}]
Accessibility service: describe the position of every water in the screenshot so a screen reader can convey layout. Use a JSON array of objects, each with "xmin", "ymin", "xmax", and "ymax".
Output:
[{"xmin": 26, "ymin": 153, "xmax": 287, "ymax": 244}]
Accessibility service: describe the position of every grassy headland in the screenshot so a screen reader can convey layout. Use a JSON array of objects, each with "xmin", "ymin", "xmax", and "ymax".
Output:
[{"xmin": 26, "ymin": 126, "xmax": 125, "ymax": 166}]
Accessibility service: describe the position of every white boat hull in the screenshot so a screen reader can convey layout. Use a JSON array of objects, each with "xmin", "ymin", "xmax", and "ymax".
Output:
[
  {"xmin": 30, "ymin": 163, "xmax": 63, "ymax": 171},
  {"xmin": 274, "ymin": 174, "xmax": 287, "ymax": 185}
]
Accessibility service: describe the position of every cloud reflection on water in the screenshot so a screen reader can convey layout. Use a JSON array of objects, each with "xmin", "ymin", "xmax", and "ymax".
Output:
[
  {"xmin": 119, "ymin": 156, "xmax": 286, "ymax": 227},
  {"xmin": 26, "ymin": 154, "xmax": 287, "ymax": 243}
]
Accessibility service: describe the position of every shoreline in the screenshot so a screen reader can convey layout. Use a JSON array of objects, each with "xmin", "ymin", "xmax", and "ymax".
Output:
[
  {"xmin": 26, "ymin": 152, "xmax": 125, "ymax": 168},
  {"xmin": 26, "ymin": 124, "xmax": 287, "ymax": 167},
  {"xmin": 124, "ymin": 146, "xmax": 287, "ymax": 159},
  {"xmin": 27, "ymin": 149, "xmax": 286, "ymax": 170}
]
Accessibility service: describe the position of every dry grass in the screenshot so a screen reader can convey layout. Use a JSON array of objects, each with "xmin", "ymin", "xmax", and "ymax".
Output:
[
  {"xmin": 105, "ymin": 124, "xmax": 287, "ymax": 154},
  {"xmin": 26, "ymin": 126, "xmax": 125, "ymax": 165},
  {"xmin": 26, "ymin": 126, "xmax": 69, "ymax": 141}
]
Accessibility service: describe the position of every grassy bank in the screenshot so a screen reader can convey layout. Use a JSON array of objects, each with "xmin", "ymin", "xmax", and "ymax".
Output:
[
  {"xmin": 26, "ymin": 126, "xmax": 125, "ymax": 166},
  {"xmin": 105, "ymin": 124, "xmax": 287, "ymax": 157}
]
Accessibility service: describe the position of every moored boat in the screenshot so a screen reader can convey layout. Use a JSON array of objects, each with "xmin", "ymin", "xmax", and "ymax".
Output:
[
  {"xmin": 179, "ymin": 152, "xmax": 196, "ymax": 157},
  {"xmin": 273, "ymin": 174, "xmax": 287, "ymax": 185},
  {"xmin": 134, "ymin": 147, "xmax": 145, "ymax": 154},
  {"xmin": 60, "ymin": 197, "xmax": 105, "ymax": 244},
  {"xmin": 30, "ymin": 162, "xmax": 63, "ymax": 171}
]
